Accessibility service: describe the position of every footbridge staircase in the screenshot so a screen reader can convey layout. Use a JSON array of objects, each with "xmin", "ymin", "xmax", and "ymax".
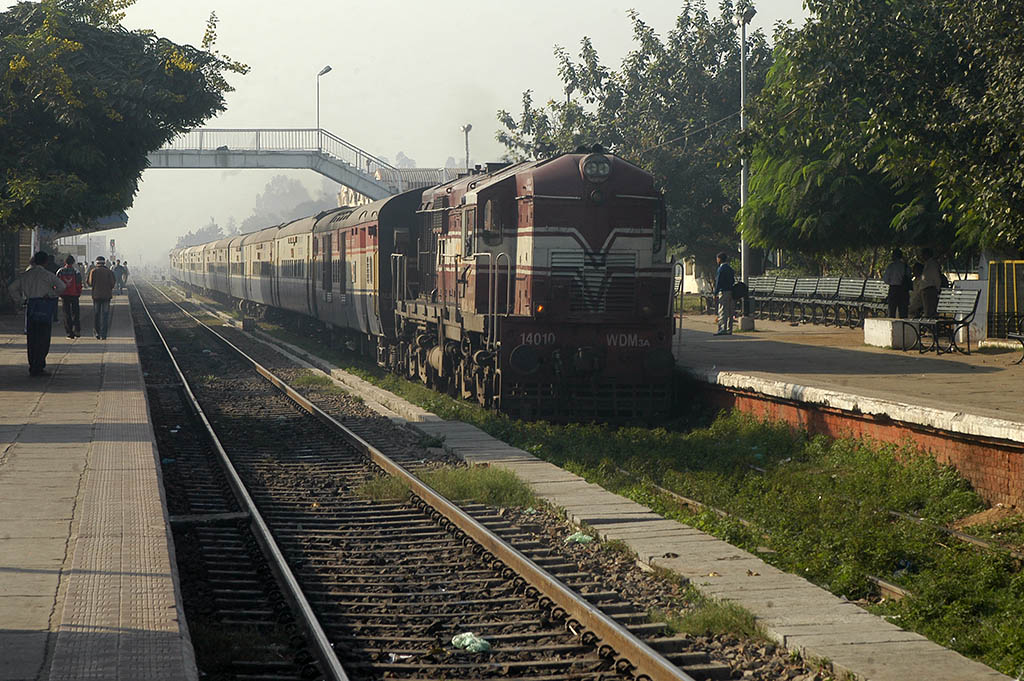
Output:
[{"xmin": 147, "ymin": 128, "xmax": 457, "ymax": 200}]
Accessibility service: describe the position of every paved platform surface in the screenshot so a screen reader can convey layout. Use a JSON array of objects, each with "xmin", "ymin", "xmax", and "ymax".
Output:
[
  {"xmin": 0, "ymin": 297, "xmax": 196, "ymax": 681},
  {"xmin": 217, "ymin": 319, "xmax": 1011, "ymax": 681},
  {"xmin": 674, "ymin": 314, "xmax": 1024, "ymax": 430}
]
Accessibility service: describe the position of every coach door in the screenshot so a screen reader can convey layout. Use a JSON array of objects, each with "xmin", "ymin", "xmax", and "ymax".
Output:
[{"xmin": 322, "ymin": 232, "xmax": 333, "ymax": 304}]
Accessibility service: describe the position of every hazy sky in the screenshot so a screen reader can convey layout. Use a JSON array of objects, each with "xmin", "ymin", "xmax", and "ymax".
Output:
[{"xmin": 31, "ymin": 0, "xmax": 808, "ymax": 265}]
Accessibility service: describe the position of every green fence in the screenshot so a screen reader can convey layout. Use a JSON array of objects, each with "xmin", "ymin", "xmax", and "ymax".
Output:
[{"xmin": 987, "ymin": 260, "xmax": 1024, "ymax": 337}]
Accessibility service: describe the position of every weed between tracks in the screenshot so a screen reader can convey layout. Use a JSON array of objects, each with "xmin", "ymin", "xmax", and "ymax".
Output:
[
  {"xmin": 162, "ymin": 285, "xmax": 1024, "ymax": 677},
  {"xmin": 357, "ymin": 466, "xmax": 538, "ymax": 509}
]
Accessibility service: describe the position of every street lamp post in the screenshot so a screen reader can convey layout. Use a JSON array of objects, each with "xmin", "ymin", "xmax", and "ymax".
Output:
[
  {"xmin": 736, "ymin": 7, "xmax": 754, "ymax": 285},
  {"xmin": 316, "ymin": 65, "xmax": 332, "ymax": 150},
  {"xmin": 461, "ymin": 123, "xmax": 472, "ymax": 172},
  {"xmin": 736, "ymin": 6, "xmax": 755, "ymax": 330}
]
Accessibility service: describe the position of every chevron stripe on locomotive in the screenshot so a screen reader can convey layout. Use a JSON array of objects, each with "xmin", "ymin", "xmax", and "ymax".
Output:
[{"xmin": 169, "ymin": 150, "xmax": 675, "ymax": 420}]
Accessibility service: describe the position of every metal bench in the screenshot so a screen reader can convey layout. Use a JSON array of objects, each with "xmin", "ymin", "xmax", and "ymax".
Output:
[
  {"xmin": 748, "ymin": 276, "xmax": 776, "ymax": 318},
  {"xmin": 833, "ymin": 278, "xmax": 867, "ymax": 328},
  {"xmin": 1008, "ymin": 332, "xmax": 1024, "ymax": 365},
  {"xmin": 791, "ymin": 278, "xmax": 820, "ymax": 322},
  {"xmin": 900, "ymin": 288, "xmax": 981, "ymax": 354},
  {"xmin": 767, "ymin": 278, "xmax": 797, "ymax": 320},
  {"xmin": 811, "ymin": 277, "xmax": 841, "ymax": 325},
  {"xmin": 861, "ymin": 279, "xmax": 889, "ymax": 320}
]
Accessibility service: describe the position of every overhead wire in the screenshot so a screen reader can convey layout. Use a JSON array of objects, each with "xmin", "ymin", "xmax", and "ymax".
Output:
[{"xmin": 640, "ymin": 110, "xmax": 741, "ymax": 154}]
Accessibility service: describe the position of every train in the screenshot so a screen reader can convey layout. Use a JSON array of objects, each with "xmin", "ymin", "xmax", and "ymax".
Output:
[{"xmin": 170, "ymin": 148, "xmax": 676, "ymax": 421}]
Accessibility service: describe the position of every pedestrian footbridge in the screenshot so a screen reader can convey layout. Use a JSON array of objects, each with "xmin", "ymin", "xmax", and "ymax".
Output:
[{"xmin": 147, "ymin": 128, "xmax": 456, "ymax": 200}]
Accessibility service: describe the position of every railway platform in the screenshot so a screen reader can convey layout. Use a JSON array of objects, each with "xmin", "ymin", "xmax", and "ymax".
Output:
[
  {"xmin": 672, "ymin": 314, "xmax": 1024, "ymax": 506},
  {"xmin": 0, "ymin": 296, "xmax": 196, "ymax": 681}
]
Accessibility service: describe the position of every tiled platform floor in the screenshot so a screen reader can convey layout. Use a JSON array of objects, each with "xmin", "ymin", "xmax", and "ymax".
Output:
[{"xmin": 0, "ymin": 296, "xmax": 196, "ymax": 681}]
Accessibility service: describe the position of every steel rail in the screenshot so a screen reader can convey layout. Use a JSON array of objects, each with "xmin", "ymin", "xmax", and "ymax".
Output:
[
  {"xmin": 133, "ymin": 283, "xmax": 351, "ymax": 681},
  {"xmin": 146, "ymin": 280, "xmax": 697, "ymax": 681}
]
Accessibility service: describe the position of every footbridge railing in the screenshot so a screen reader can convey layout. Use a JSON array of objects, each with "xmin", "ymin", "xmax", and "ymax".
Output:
[{"xmin": 149, "ymin": 128, "xmax": 455, "ymax": 200}]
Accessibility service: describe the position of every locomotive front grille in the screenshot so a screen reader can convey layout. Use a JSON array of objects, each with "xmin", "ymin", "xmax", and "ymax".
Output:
[{"xmin": 550, "ymin": 251, "xmax": 637, "ymax": 314}]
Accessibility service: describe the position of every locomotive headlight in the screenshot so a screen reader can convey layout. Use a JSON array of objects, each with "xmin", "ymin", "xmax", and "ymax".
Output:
[{"xmin": 581, "ymin": 154, "xmax": 612, "ymax": 183}]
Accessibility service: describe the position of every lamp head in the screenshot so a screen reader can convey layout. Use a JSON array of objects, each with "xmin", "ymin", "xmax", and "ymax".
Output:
[
  {"xmin": 735, "ymin": 6, "xmax": 756, "ymax": 25},
  {"xmin": 461, "ymin": 123, "xmax": 473, "ymax": 133},
  {"xmin": 318, "ymin": 65, "xmax": 332, "ymax": 77}
]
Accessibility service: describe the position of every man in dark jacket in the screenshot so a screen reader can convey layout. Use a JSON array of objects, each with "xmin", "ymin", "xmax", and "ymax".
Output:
[
  {"xmin": 56, "ymin": 255, "xmax": 83, "ymax": 338},
  {"xmin": 714, "ymin": 251, "xmax": 735, "ymax": 336},
  {"xmin": 87, "ymin": 256, "xmax": 116, "ymax": 339},
  {"xmin": 8, "ymin": 251, "xmax": 66, "ymax": 376}
]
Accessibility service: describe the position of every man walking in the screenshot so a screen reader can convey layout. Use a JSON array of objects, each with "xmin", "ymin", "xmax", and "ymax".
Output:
[
  {"xmin": 56, "ymin": 255, "xmax": 83, "ymax": 338},
  {"xmin": 714, "ymin": 251, "xmax": 735, "ymax": 336},
  {"xmin": 8, "ymin": 251, "xmax": 66, "ymax": 376},
  {"xmin": 87, "ymin": 256, "xmax": 116, "ymax": 339}
]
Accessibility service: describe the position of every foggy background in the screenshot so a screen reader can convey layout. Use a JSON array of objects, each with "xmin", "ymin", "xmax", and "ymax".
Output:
[{"xmin": 11, "ymin": 0, "xmax": 807, "ymax": 266}]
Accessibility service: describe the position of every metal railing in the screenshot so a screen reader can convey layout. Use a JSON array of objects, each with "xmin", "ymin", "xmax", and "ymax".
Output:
[
  {"xmin": 160, "ymin": 128, "xmax": 458, "ymax": 193},
  {"xmin": 162, "ymin": 127, "xmax": 396, "ymax": 180},
  {"xmin": 987, "ymin": 260, "xmax": 1024, "ymax": 337}
]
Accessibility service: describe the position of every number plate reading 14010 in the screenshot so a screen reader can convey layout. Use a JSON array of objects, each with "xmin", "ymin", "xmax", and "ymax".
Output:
[{"xmin": 519, "ymin": 332, "xmax": 556, "ymax": 346}]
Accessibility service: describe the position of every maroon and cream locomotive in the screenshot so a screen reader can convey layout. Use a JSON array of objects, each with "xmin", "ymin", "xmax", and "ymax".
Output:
[{"xmin": 171, "ymin": 148, "xmax": 675, "ymax": 421}]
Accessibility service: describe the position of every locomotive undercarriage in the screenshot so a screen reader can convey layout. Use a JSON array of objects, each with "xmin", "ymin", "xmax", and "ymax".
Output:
[{"xmin": 380, "ymin": 317, "xmax": 500, "ymax": 411}]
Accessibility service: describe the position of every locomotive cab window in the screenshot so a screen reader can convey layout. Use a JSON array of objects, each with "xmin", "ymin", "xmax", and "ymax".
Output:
[
  {"xmin": 481, "ymin": 198, "xmax": 502, "ymax": 246},
  {"xmin": 463, "ymin": 207, "xmax": 475, "ymax": 256}
]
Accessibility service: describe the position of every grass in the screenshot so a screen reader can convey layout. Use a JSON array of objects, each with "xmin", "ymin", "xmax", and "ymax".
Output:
[
  {"xmin": 290, "ymin": 370, "xmax": 348, "ymax": 394},
  {"xmin": 356, "ymin": 474, "xmax": 410, "ymax": 502},
  {"xmin": 357, "ymin": 465, "xmax": 538, "ymax": 509},
  {"xmin": 159, "ymin": 284, "xmax": 1024, "ymax": 677},
  {"xmin": 653, "ymin": 587, "xmax": 768, "ymax": 641}
]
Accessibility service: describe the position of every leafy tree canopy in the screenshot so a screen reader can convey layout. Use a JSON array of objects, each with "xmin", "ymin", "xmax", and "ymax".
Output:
[
  {"xmin": 741, "ymin": 0, "xmax": 1024, "ymax": 253},
  {"xmin": 497, "ymin": 1, "xmax": 772, "ymax": 275},
  {"xmin": 0, "ymin": 0, "xmax": 248, "ymax": 232}
]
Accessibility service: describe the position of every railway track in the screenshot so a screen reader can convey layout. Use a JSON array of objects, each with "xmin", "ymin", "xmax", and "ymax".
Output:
[{"xmin": 133, "ymin": 280, "xmax": 733, "ymax": 681}]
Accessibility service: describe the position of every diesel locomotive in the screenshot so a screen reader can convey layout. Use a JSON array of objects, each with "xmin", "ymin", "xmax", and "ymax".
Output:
[{"xmin": 170, "ymin": 149, "xmax": 676, "ymax": 420}]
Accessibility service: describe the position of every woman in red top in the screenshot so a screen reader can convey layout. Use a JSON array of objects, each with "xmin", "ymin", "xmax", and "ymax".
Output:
[{"xmin": 56, "ymin": 255, "xmax": 83, "ymax": 338}]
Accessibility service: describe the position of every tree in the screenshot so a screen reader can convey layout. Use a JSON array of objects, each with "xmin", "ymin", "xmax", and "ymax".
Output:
[
  {"xmin": 0, "ymin": 0, "xmax": 247, "ymax": 232},
  {"xmin": 237, "ymin": 175, "xmax": 339, "ymax": 233},
  {"xmin": 497, "ymin": 1, "xmax": 772, "ymax": 275},
  {"xmin": 175, "ymin": 218, "xmax": 222, "ymax": 248},
  {"xmin": 741, "ymin": 0, "xmax": 1024, "ymax": 253}
]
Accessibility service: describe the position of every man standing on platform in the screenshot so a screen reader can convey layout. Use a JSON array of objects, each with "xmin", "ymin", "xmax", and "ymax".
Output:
[
  {"xmin": 882, "ymin": 249, "xmax": 912, "ymax": 318},
  {"xmin": 8, "ymin": 251, "xmax": 66, "ymax": 376},
  {"xmin": 112, "ymin": 259, "xmax": 126, "ymax": 295},
  {"xmin": 714, "ymin": 251, "xmax": 735, "ymax": 336},
  {"xmin": 87, "ymin": 256, "xmax": 116, "ymax": 339},
  {"xmin": 920, "ymin": 248, "xmax": 943, "ymax": 318},
  {"xmin": 56, "ymin": 256, "xmax": 83, "ymax": 338}
]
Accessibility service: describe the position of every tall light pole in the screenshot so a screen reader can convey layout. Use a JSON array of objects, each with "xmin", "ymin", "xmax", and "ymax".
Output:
[
  {"xmin": 316, "ymin": 65, "xmax": 332, "ymax": 149},
  {"xmin": 736, "ymin": 6, "xmax": 755, "ymax": 285},
  {"xmin": 461, "ymin": 123, "xmax": 472, "ymax": 172}
]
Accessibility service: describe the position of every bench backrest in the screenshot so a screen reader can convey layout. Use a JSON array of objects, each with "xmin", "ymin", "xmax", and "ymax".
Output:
[
  {"xmin": 863, "ymin": 279, "xmax": 889, "ymax": 301},
  {"xmin": 749, "ymin": 276, "xmax": 776, "ymax": 295},
  {"xmin": 794, "ymin": 278, "xmax": 818, "ymax": 296},
  {"xmin": 836, "ymin": 278, "xmax": 866, "ymax": 300},
  {"xmin": 815, "ymin": 277, "xmax": 841, "ymax": 298},
  {"xmin": 936, "ymin": 288, "xmax": 980, "ymax": 317},
  {"xmin": 771, "ymin": 278, "xmax": 797, "ymax": 297}
]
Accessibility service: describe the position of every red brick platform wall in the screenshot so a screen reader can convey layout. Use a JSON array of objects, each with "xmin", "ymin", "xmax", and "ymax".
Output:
[{"xmin": 701, "ymin": 384, "xmax": 1024, "ymax": 507}]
